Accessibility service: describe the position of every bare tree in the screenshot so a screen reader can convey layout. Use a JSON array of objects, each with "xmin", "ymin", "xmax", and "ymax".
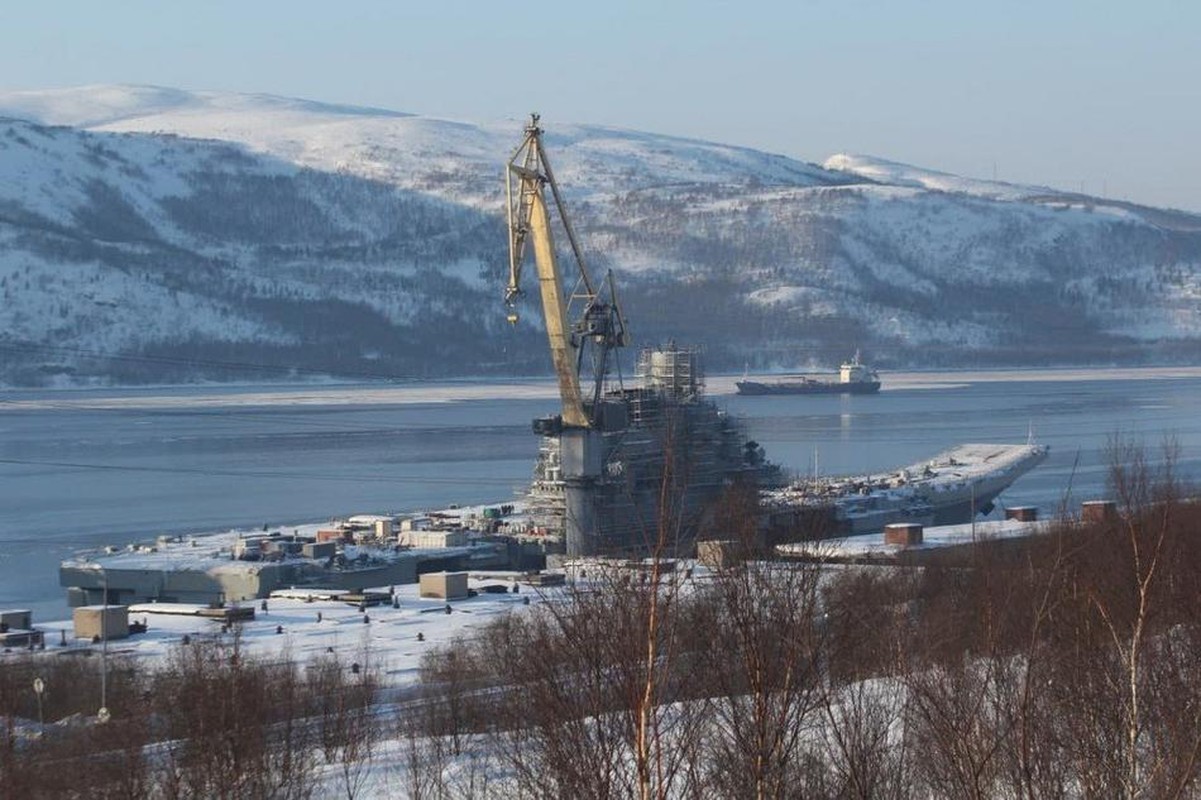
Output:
[
  {"xmin": 307, "ymin": 647, "xmax": 381, "ymax": 800},
  {"xmin": 396, "ymin": 434, "xmax": 1201, "ymax": 799},
  {"xmin": 821, "ymin": 675, "xmax": 912, "ymax": 800},
  {"xmin": 154, "ymin": 633, "xmax": 317, "ymax": 800},
  {"xmin": 817, "ymin": 567, "xmax": 916, "ymax": 800},
  {"xmin": 697, "ymin": 553, "xmax": 827, "ymax": 798},
  {"xmin": 1036, "ymin": 437, "xmax": 1201, "ymax": 799},
  {"xmin": 397, "ymin": 698, "xmax": 495, "ymax": 800}
]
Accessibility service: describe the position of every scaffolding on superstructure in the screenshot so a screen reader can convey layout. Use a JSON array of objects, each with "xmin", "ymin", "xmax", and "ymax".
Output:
[{"xmin": 522, "ymin": 344, "xmax": 775, "ymax": 553}]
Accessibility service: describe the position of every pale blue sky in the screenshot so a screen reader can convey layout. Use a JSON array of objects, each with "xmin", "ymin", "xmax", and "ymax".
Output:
[{"xmin": 2, "ymin": 1, "xmax": 1198, "ymax": 210}]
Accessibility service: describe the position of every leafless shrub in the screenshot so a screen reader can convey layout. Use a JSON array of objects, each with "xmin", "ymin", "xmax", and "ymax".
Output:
[
  {"xmin": 153, "ymin": 634, "xmax": 317, "ymax": 800},
  {"xmin": 893, "ymin": 436, "xmax": 1201, "ymax": 798},
  {"xmin": 306, "ymin": 648, "xmax": 381, "ymax": 800},
  {"xmin": 821, "ymin": 567, "xmax": 916, "ymax": 683},
  {"xmin": 416, "ymin": 642, "xmax": 493, "ymax": 757},
  {"xmin": 695, "ymin": 554, "xmax": 827, "ymax": 798},
  {"xmin": 0, "ymin": 650, "xmax": 150, "ymax": 799},
  {"xmin": 398, "ymin": 707, "xmax": 458, "ymax": 800},
  {"xmin": 0, "ymin": 650, "xmax": 142, "ymax": 724},
  {"xmin": 820, "ymin": 676, "xmax": 912, "ymax": 800}
]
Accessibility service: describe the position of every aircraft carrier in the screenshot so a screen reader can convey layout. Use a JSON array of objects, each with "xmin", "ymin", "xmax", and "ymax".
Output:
[
  {"xmin": 502, "ymin": 113, "xmax": 1047, "ymax": 557},
  {"xmin": 521, "ymin": 370, "xmax": 1047, "ymax": 554}
]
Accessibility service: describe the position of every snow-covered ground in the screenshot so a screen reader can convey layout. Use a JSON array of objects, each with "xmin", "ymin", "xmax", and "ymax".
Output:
[
  {"xmin": 41, "ymin": 573, "xmax": 545, "ymax": 687},
  {"xmin": 824, "ymin": 153, "xmax": 1051, "ymax": 202}
]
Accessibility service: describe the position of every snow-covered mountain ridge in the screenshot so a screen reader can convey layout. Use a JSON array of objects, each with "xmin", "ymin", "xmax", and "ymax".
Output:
[{"xmin": 1, "ymin": 85, "xmax": 1198, "ymax": 385}]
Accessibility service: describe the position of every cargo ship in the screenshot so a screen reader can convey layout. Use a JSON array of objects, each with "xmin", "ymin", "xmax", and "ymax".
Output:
[{"xmin": 736, "ymin": 350, "xmax": 881, "ymax": 396}]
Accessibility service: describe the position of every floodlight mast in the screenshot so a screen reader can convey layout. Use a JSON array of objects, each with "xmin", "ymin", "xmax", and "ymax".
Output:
[{"xmin": 504, "ymin": 113, "xmax": 629, "ymax": 429}]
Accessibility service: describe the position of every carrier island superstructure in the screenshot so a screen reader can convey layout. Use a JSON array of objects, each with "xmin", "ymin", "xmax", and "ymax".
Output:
[
  {"xmin": 503, "ymin": 114, "xmax": 1048, "ymax": 557},
  {"xmin": 503, "ymin": 114, "xmax": 777, "ymax": 556},
  {"xmin": 521, "ymin": 344, "xmax": 780, "ymax": 555}
]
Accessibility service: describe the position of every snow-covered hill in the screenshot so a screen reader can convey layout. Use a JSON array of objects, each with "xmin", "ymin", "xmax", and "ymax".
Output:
[
  {"xmin": 1, "ymin": 84, "xmax": 850, "ymax": 204},
  {"xmin": 1, "ymin": 84, "xmax": 1198, "ymax": 385}
]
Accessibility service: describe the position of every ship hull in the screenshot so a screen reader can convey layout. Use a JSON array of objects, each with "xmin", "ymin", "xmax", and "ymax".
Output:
[{"xmin": 764, "ymin": 443, "xmax": 1049, "ymax": 541}]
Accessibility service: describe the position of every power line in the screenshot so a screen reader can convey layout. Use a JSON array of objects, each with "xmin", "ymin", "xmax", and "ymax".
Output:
[
  {"xmin": 0, "ymin": 397, "xmax": 534, "ymax": 435},
  {"xmin": 0, "ymin": 338, "xmax": 414, "ymax": 382},
  {"xmin": 0, "ymin": 457, "xmax": 526, "ymax": 487}
]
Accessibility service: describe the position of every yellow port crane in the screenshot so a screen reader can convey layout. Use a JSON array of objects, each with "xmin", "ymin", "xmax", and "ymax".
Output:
[{"xmin": 504, "ymin": 113, "xmax": 629, "ymax": 429}]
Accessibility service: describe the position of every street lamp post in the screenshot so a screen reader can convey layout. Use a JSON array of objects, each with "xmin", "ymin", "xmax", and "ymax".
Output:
[
  {"xmin": 99, "ymin": 567, "xmax": 109, "ymax": 723},
  {"xmin": 32, "ymin": 677, "xmax": 45, "ymax": 725}
]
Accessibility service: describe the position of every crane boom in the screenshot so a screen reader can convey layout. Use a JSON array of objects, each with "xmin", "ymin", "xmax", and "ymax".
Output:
[
  {"xmin": 505, "ymin": 114, "xmax": 628, "ymax": 429},
  {"xmin": 516, "ymin": 162, "xmax": 589, "ymax": 427}
]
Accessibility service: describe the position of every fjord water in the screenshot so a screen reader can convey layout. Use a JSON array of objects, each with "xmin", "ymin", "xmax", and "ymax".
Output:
[{"xmin": 3, "ymin": 369, "xmax": 1200, "ymax": 620}]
